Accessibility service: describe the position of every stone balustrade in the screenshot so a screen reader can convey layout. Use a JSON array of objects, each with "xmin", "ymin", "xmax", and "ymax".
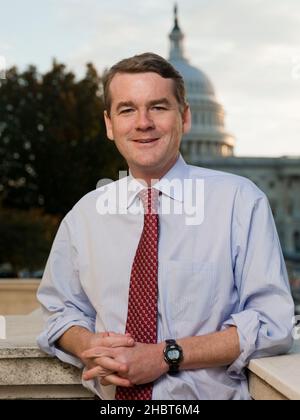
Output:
[
  {"xmin": 0, "ymin": 309, "xmax": 299, "ymax": 400},
  {"xmin": 248, "ymin": 340, "xmax": 300, "ymax": 400},
  {"xmin": 0, "ymin": 309, "xmax": 93, "ymax": 399},
  {"xmin": 0, "ymin": 279, "xmax": 40, "ymax": 315}
]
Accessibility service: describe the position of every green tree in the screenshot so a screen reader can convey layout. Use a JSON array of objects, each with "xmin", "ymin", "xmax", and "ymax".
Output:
[
  {"xmin": 0, "ymin": 65, "xmax": 41, "ymax": 209},
  {"xmin": 0, "ymin": 207, "xmax": 59, "ymax": 272},
  {"xmin": 0, "ymin": 61, "xmax": 126, "ymax": 217}
]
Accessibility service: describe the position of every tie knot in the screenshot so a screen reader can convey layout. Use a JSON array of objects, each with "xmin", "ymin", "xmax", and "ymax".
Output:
[{"xmin": 139, "ymin": 188, "xmax": 159, "ymax": 214}]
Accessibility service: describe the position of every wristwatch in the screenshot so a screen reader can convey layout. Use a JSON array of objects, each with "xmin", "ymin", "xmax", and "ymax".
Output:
[{"xmin": 163, "ymin": 339, "xmax": 183, "ymax": 375}]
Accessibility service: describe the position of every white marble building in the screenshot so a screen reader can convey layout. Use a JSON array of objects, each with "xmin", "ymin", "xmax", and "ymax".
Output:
[
  {"xmin": 168, "ymin": 6, "xmax": 300, "ymax": 258},
  {"xmin": 169, "ymin": 6, "xmax": 235, "ymax": 159}
]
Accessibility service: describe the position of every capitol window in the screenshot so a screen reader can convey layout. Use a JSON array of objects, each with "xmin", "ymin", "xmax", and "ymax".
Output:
[
  {"xmin": 294, "ymin": 231, "xmax": 300, "ymax": 253},
  {"xmin": 287, "ymin": 202, "xmax": 294, "ymax": 216}
]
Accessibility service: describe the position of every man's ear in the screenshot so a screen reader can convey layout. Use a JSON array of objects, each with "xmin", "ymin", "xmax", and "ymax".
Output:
[
  {"xmin": 182, "ymin": 104, "xmax": 192, "ymax": 135},
  {"xmin": 104, "ymin": 110, "xmax": 114, "ymax": 141}
]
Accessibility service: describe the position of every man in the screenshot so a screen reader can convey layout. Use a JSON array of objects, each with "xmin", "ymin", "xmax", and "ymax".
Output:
[{"xmin": 37, "ymin": 52, "xmax": 294, "ymax": 400}]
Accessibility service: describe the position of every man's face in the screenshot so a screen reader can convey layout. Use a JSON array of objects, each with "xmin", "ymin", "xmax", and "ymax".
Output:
[{"xmin": 104, "ymin": 72, "xmax": 191, "ymax": 181}]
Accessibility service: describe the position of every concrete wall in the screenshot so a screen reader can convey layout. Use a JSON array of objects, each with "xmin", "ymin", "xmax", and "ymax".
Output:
[
  {"xmin": 0, "ymin": 311, "xmax": 94, "ymax": 399},
  {"xmin": 0, "ymin": 279, "xmax": 40, "ymax": 315},
  {"xmin": 1, "ymin": 310, "xmax": 299, "ymax": 400}
]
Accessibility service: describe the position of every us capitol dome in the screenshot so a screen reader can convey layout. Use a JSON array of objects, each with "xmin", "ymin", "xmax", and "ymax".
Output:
[{"xmin": 168, "ymin": 5, "xmax": 235, "ymax": 161}]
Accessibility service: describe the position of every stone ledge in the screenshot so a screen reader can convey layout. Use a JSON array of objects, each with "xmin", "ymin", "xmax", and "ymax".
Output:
[
  {"xmin": 248, "ymin": 374, "xmax": 287, "ymax": 400},
  {"xmin": 0, "ymin": 309, "xmax": 93, "ymax": 399},
  {"xmin": 1, "ymin": 309, "xmax": 300, "ymax": 399},
  {"xmin": 0, "ymin": 279, "xmax": 40, "ymax": 315},
  {"xmin": 0, "ymin": 357, "xmax": 82, "ymax": 386},
  {"xmin": 248, "ymin": 340, "xmax": 300, "ymax": 400},
  {"xmin": 0, "ymin": 385, "xmax": 93, "ymax": 400}
]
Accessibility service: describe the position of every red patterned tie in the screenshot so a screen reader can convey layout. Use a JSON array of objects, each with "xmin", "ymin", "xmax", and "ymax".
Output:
[{"xmin": 115, "ymin": 188, "xmax": 159, "ymax": 400}]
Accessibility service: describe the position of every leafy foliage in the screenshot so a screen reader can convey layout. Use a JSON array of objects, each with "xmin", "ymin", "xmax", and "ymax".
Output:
[
  {"xmin": 0, "ymin": 61, "xmax": 126, "ymax": 273},
  {"xmin": 0, "ymin": 208, "xmax": 59, "ymax": 271},
  {"xmin": 0, "ymin": 61, "xmax": 126, "ymax": 216}
]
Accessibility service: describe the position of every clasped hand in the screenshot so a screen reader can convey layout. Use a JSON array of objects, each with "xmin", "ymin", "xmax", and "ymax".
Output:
[{"xmin": 80, "ymin": 332, "xmax": 166, "ymax": 387}]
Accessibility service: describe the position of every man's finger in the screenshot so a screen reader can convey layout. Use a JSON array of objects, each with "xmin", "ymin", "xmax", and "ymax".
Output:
[
  {"xmin": 104, "ymin": 336, "xmax": 134, "ymax": 348},
  {"xmin": 108, "ymin": 332, "xmax": 132, "ymax": 338},
  {"xmin": 93, "ymin": 335, "xmax": 134, "ymax": 348},
  {"xmin": 81, "ymin": 347, "xmax": 108, "ymax": 359},
  {"xmin": 96, "ymin": 332, "xmax": 110, "ymax": 338},
  {"xmin": 94, "ymin": 356, "xmax": 128, "ymax": 374},
  {"xmin": 100, "ymin": 377, "xmax": 111, "ymax": 386},
  {"xmin": 81, "ymin": 353, "xmax": 128, "ymax": 376},
  {"xmin": 81, "ymin": 336, "xmax": 133, "ymax": 359},
  {"xmin": 82, "ymin": 366, "xmax": 108, "ymax": 381},
  {"xmin": 100, "ymin": 374, "xmax": 132, "ymax": 388}
]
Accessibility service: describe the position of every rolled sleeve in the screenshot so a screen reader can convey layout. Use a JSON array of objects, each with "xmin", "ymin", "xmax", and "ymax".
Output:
[
  {"xmin": 222, "ymin": 310, "xmax": 267, "ymax": 378},
  {"xmin": 223, "ymin": 183, "xmax": 294, "ymax": 379},
  {"xmin": 37, "ymin": 307, "xmax": 95, "ymax": 368},
  {"xmin": 36, "ymin": 213, "xmax": 96, "ymax": 368}
]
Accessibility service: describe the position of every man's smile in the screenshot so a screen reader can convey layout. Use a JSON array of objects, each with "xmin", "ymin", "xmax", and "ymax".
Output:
[{"xmin": 132, "ymin": 137, "xmax": 160, "ymax": 144}]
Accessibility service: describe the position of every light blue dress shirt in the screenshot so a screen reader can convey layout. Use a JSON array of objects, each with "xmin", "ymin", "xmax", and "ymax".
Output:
[{"xmin": 37, "ymin": 155, "xmax": 294, "ymax": 400}]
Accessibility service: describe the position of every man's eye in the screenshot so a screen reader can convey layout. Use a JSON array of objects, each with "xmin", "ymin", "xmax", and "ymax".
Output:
[
  {"xmin": 152, "ymin": 106, "xmax": 167, "ymax": 111},
  {"xmin": 120, "ymin": 108, "xmax": 134, "ymax": 114}
]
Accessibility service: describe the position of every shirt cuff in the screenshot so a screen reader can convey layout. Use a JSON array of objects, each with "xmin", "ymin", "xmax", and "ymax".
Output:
[
  {"xmin": 221, "ymin": 309, "xmax": 264, "ymax": 379},
  {"xmin": 37, "ymin": 312, "xmax": 95, "ymax": 369}
]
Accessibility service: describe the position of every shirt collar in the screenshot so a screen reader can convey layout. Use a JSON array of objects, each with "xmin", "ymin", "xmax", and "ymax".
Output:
[{"xmin": 126, "ymin": 154, "xmax": 188, "ymax": 209}]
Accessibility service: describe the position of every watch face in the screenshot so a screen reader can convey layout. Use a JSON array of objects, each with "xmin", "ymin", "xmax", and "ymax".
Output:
[{"xmin": 168, "ymin": 349, "xmax": 180, "ymax": 360}]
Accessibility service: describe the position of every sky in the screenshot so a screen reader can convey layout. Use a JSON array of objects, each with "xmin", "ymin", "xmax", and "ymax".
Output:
[{"xmin": 0, "ymin": 0, "xmax": 299, "ymax": 157}]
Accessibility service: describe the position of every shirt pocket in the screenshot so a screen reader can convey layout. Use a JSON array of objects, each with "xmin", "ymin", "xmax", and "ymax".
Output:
[{"xmin": 163, "ymin": 260, "xmax": 215, "ymax": 325}]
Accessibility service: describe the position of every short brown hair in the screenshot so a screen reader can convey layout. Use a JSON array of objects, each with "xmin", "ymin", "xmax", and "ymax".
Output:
[{"xmin": 102, "ymin": 52, "xmax": 187, "ymax": 116}]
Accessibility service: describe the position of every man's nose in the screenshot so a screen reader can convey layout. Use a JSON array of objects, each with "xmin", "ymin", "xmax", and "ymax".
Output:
[{"xmin": 135, "ymin": 110, "xmax": 155, "ymax": 131}]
